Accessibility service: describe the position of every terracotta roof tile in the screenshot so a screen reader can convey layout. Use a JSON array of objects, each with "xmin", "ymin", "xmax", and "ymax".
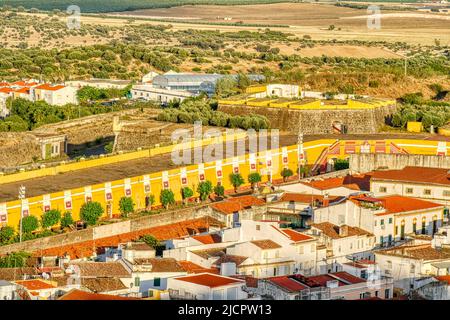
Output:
[
  {"xmin": 173, "ymin": 273, "xmax": 244, "ymax": 288},
  {"xmin": 213, "ymin": 254, "xmax": 248, "ymax": 267},
  {"xmin": 132, "ymin": 258, "xmax": 185, "ymax": 272},
  {"xmin": 69, "ymin": 262, "xmax": 131, "ymax": 278},
  {"xmin": 192, "ymin": 234, "xmax": 222, "ymax": 244},
  {"xmin": 211, "ymin": 195, "xmax": 265, "ymax": 215},
  {"xmin": 376, "ymin": 244, "xmax": 450, "ymax": 260},
  {"xmin": 267, "ymin": 276, "xmax": 308, "ymax": 292},
  {"xmin": 190, "ymin": 247, "xmax": 226, "ymax": 259},
  {"xmin": 0, "ymin": 268, "xmax": 38, "ymax": 281},
  {"xmin": 58, "ymin": 289, "xmax": 139, "ymax": 300},
  {"xmin": 250, "ymin": 239, "xmax": 282, "ymax": 250},
  {"xmin": 178, "ymin": 261, "xmax": 220, "ymax": 274},
  {"xmin": 310, "ymin": 222, "xmax": 373, "ymax": 239},
  {"xmin": 35, "ymin": 84, "xmax": 65, "ymax": 91},
  {"xmin": 15, "ymin": 279, "xmax": 56, "ymax": 290},
  {"xmin": 81, "ymin": 278, "xmax": 127, "ymax": 293},
  {"xmin": 370, "ymin": 166, "xmax": 450, "ymax": 186},
  {"xmin": 300, "ymin": 174, "xmax": 371, "ymax": 191},
  {"xmin": 376, "ymin": 195, "xmax": 443, "ymax": 215}
]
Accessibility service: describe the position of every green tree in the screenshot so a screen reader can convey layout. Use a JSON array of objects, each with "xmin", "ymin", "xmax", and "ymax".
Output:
[
  {"xmin": 140, "ymin": 234, "xmax": 159, "ymax": 249},
  {"xmin": 80, "ymin": 201, "xmax": 104, "ymax": 226},
  {"xmin": 281, "ymin": 168, "xmax": 294, "ymax": 182},
  {"xmin": 230, "ymin": 173, "xmax": 245, "ymax": 193},
  {"xmin": 21, "ymin": 216, "xmax": 39, "ymax": 234},
  {"xmin": 197, "ymin": 181, "xmax": 213, "ymax": 201},
  {"xmin": 60, "ymin": 211, "xmax": 74, "ymax": 228},
  {"xmin": 0, "ymin": 226, "xmax": 15, "ymax": 244},
  {"xmin": 41, "ymin": 209, "xmax": 61, "ymax": 229},
  {"xmin": 119, "ymin": 197, "xmax": 135, "ymax": 218},
  {"xmin": 160, "ymin": 189, "xmax": 175, "ymax": 209},
  {"xmin": 0, "ymin": 251, "xmax": 30, "ymax": 268},
  {"xmin": 181, "ymin": 187, "xmax": 194, "ymax": 204},
  {"xmin": 214, "ymin": 184, "xmax": 225, "ymax": 197},
  {"xmin": 248, "ymin": 172, "xmax": 262, "ymax": 190},
  {"xmin": 334, "ymin": 159, "xmax": 350, "ymax": 171}
]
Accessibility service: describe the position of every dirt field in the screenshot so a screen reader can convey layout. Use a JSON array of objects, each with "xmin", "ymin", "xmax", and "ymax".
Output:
[
  {"xmin": 1, "ymin": 132, "xmax": 446, "ymax": 202},
  {"xmin": 112, "ymin": 3, "xmax": 450, "ymax": 45}
]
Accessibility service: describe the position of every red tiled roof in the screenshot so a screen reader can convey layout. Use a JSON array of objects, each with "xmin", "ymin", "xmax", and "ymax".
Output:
[
  {"xmin": 280, "ymin": 193, "xmax": 344, "ymax": 206},
  {"xmin": 250, "ymin": 239, "xmax": 282, "ymax": 250},
  {"xmin": 173, "ymin": 273, "xmax": 244, "ymax": 288},
  {"xmin": 376, "ymin": 195, "xmax": 443, "ymax": 216},
  {"xmin": 0, "ymin": 87, "xmax": 13, "ymax": 94},
  {"xmin": 14, "ymin": 87, "xmax": 30, "ymax": 94},
  {"xmin": 267, "ymin": 276, "xmax": 307, "ymax": 293},
  {"xmin": 178, "ymin": 261, "xmax": 219, "ymax": 274},
  {"xmin": 35, "ymin": 84, "xmax": 65, "ymax": 91},
  {"xmin": 376, "ymin": 244, "xmax": 450, "ymax": 260},
  {"xmin": 213, "ymin": 254, "xmax": 248, "ymax": 267},
  {"xmin": 310, "ymin": 222, "xmax": 373, "ymax": 239},
  {"xmin": 332, "ymin": 272, "xmax": 366, "ymax": 284},
  {"xmin": 436, "ymin": 276, "xmax": 450, "ymax": 284},
  {"xmin": 227, "ymin": 195, "xmax": 265, "ymax": 207},
  {"xmin": 211, "ymin": 195, "xmax": 265, "ymax": 215},
  {"xmin": 0, "ymin": 82, "xmax": 10, "ymax": 87},
  {"xmin": 192, "ymin": 234, "xmax": 222, "ymax": 244},
  {"xmin": 280, "ymin": 228, "xmax": 314, "ymax": 242},
  {"xmin": 37, "ymin": 217, "xmax": 219, "ymax": 259},
  {"xmin": 15, "ymin": 279, "xmax": 56, "ymax": 291},
  {"xmin": 300, "ymin": 174, "xmax": 371, "ymax": 191},
  {"xmin": 58, "ymin": 289, "xmax": 139, "ymax": 300},
  {"xmin": 370, "ymin": 166, "xmax": 450, "ymax": 186}
]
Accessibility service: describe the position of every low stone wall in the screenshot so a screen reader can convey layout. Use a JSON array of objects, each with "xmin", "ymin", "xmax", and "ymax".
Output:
[
  {"xmin": 218, "ymin": 104, "xmax": 397, "ymax": 134},
  {"xmin": 349, "ymin": 153, "xmax": 450, "ymax": 173},
  {"xmin": 0, "ymin": 205, "xmax": 211, "ymax": 256}
]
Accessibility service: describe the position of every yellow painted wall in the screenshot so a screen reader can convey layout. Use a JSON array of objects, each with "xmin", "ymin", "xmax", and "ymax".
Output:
[{"xmin": 1, "ymin": 138, "xmax": 447, "ymax": 230}]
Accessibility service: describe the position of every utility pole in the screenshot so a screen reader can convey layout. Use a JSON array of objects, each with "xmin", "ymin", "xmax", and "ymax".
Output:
[{"xmin": 18, "ymin": 185, "xmax": 26, "ymax": 243}]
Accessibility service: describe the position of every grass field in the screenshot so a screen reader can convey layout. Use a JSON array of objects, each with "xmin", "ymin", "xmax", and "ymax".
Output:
[{"xmin": 0, "ymin": 0, "xmax": 293, "ymax": 12}]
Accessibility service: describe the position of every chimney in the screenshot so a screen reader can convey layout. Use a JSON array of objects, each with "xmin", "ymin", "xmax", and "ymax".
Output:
[{"xmin": 339, "ymin": 225, "xmax": 349, "ymax": 237}]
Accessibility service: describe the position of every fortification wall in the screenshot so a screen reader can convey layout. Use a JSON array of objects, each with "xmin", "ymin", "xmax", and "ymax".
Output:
[
  {"xmin": 349, "ymin": 153, "xmax": 450, "ymax": 173},
  {"xmin": 218, "ymin": 104, "xmax": 397, "ymax": 134},
  {"xmin": 0, "ymin": 205, "xmax": 211, "ymax": 255}
]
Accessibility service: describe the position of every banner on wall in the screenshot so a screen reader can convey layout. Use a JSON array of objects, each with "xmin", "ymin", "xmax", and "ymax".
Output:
[
  {"xmin": 21, "ymin": 199, "xmax": 29, "ymax": 217},
  {"xmin": 266, "ymin": 151, "xmax": 273, "ymax": 169},
  {"xmin": 249, "ymin": 153, "xmax": 257, "ymax": 171},
  {"xmin": 84, "ymin": 186, "xmax": 92, "ymax": 202},
  {"xmin": 198, "ymin": 163, "xmax": 206, "ymax": 182},
  {"xmin": 64, "ymin": 191, "xmax": 72, "ymax": 210},
  {"xmin": 105, "ymin": 182, "xmax": 113, "ymax": 201},
  {"xmin": 124, "ymin": 178, "xmax": 132, "ymax": 197},
  {"xmin": 282, "ymin": 147, "xmax": 288, "ymax": 165},
  {"xmin": 162, "ymin": 171, "xmax": 169, "ymax": 189},
  {"xmin": 180, "ymin": 168, "xmax": 188, "ymax": 186},
  {"xmin": 298, "ymin": 145, "xmax": 305, "ymax": 161},
  {"xmin": 232, "ymin": 157, "xmax": 239, "ymax": 174},
  {"xmin": 143, "ymin": 175, "xmax": 151, "ymax": 193},
  {"xmin": 437, "ymin": 141, "xmax": 447, "ymax": 156},
  {"xmin": 43, "ymin": 194, "xmax": 51, "ymax": 212},
  {"xmin": 216, "ymin": 160, "xmax": 223, "ymax": 179},
  {"xmin": 360, "ymin": 140, "xmax": 371, "ymax": 153},
  {"xmin": 0, "ymin": 203, "xmax": 7, "ymax": 223}
]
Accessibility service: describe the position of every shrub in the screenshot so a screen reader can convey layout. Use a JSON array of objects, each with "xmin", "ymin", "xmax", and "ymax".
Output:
[
  {"xmin": 140, "ymin": 234, "xmax": 159, "ymax": 249},
  {"xmin": 0, "ymin": 251, "xmax": 30, "ymax": 268},
  {"xmin": 281, "ymin": 168, "xmax": 294, "ymax": 181},
  {"xmin": 334, "ymin": 159, "xmax": 350, "ymax": 170},
  {"xmin": 230, "ymin": 173, "xmax": 245, "ymax": 192},
  {"xmin": 21, "ymin": 216, "xmax": 39, "ymax": 234},
  {"xmin": 80, "ymin": 201, "xmax": 104, "ymax": 226},
  {"xmin": 160, "ymin": 189, "xmax": 175, "ymax": 209},
  {"xmin": 214, "ymin": 184, "xmax": 225, "ymax": 197},
  {"xmin": 0, "ymin": 226, "xmax": 15, "ymax": 244},
  {"xmin": 41, "ymin": 209, "xmax": 61, "ymax": 229},
  {"xmin": 197, "ymin": 181, "xmax": 213, "ymax": 201},
  {"xmin": 60, "ymin": 211, "xmax": 74, "ymax": 228},
  {"xmin": 181, "ymin": 187, "xmax": 194, "ymax": 204},
  {"xmin": 119, "ymin": 197, "xmax": 135, "ymax": 217},
  {"xmin": 248, "ymin": 172, "xmax": 262, "ymax": 186}
]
